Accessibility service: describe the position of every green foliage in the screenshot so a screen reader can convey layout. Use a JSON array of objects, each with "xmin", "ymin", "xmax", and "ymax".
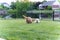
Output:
[
  {"xmin": 44, "ymin": 6, "xmax": 52, "ymax": 10},
  {"xmin": 10, "ymin": 1, "xmax": 43, "ymax": 18},
  {"xmin": 7, "ymin": 9, "xmax": 17, "ymax": 18},
  {"xmin": 0, "ymin": 5, "xmax": 4, "ymax": 9},
  {"xmin": 8, "ymin": 9, "xmax": 17, "ymax": 14},
  {"xmin": 10, "ymin": 2, "xmax": 16, "ymax": 10},
  {"xmin": 46, "ymin": 6, "xmax": 52, "ymax": 10},
  {"xmin": 32, "ymin": 2, "xmax": 42, "ymax": 10},
  {"xmin": 15, "ymin": 1, "xmax": 31, "ymax": 18},
  {"xmin": 58, "ymin": 0, "xmax": 60, "ymax": 2},
  {"xmin": 16, "ymin": 1, "xmax": 31, "ymax": 11},
  {"xmin": 10, "ymin": 1, "xmax": 35, "ymax": 18}
]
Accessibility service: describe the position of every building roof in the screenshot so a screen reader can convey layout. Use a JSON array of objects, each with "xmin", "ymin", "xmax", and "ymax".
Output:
[
  {"xmin": 43, "ymin": 1, "xmax": 54, "ymax": 6},
  {"xmin": 39, "ymin": 1, "xmax": 55, "ymax": 6},
  {"xmin": 39, "ymin": 0, "xmax": 60, "ymax": 6}
]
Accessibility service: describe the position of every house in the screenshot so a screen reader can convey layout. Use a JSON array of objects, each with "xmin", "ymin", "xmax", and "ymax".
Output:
[
  {"xmin": 0, "ymin": 9, "xmax": 7, "ymax": 15},
  {"xmin": 26, "ymin": 0, "xmax": 60, "ymax": 21},
  {"xmin": 39, "ymin": 0, "xmax": 60, "ymax": 9},
  {"xmin": 39, "ymin": 1, "xmax": 54, "ymax": 10},
  {"xmin": 0, "ymin": 9, "xmax": 7, "ymax": 18},
  {"xmin": 39, "ymin": 0, "xmax": 60, "ymax": 20},
  {"xmin": 52, "ymin": 0, "xmax": 60, "ymax": 20}
]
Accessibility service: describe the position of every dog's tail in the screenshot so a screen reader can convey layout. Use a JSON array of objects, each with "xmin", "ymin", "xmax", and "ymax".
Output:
[{"xmin": 23, "ymin": 15, "xmax": 27, "ymax": 18}]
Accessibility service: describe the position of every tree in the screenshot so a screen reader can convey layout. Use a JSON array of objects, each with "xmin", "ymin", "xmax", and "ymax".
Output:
[
  {"xmin": 15, "ymin": 1, "xmax": 31, "ymax": 18},
  {"xmin": 45, "ymin": 6, "xmax": 52, "ymax": 10},
  {"xmin": 10, "ymin": 0, "xmax": 43, "ymax": 18},
  {"xmin": 58, "ymin": 0, "xmax": 60, "ymax": 2},
  {"xmin": 7, "ymin": 9, "xmax": 17, "ymax": 18},
  {"xmin": 32, "ymin": 2, "xmax": 42, "ymax": 10},
  {"xmin": 10, "ymin": 2, "xmax": 16, "ymax": 10},
  {"xmin": 0, "ymin": 5, "xmax": 3, "ymax": 9},
  {"xmin": 9, "ymin": 0, "xmax": 33, "ymax": 18}
]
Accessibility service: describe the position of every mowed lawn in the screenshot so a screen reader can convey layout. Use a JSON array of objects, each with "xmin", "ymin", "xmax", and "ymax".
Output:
[{"xmin": 0, "ymin": 19, "xmax": 60, "ymax": 40}]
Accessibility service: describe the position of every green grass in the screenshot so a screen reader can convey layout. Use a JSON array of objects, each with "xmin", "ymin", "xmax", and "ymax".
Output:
[{"xmin": 0, "ymin": 19, "xmax": 60, "ymax": 40}]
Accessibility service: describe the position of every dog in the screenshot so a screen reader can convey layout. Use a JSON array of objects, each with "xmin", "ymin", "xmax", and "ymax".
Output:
[
  {"xmin": 23, "ymin": 15, "xmax": 40, "ymax": 23},
  {"xmin": 34, "ymin": 18, "xmax": 40, "ymax": 23},
  {"xmin": 23, "ymin": 15, "xmax": 32, "ymax": 23}
]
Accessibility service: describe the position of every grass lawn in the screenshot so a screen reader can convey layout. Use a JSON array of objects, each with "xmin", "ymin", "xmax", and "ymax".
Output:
[{"xmin": 0, "ymin": 19, "xmax": 60, "ymax": 40}]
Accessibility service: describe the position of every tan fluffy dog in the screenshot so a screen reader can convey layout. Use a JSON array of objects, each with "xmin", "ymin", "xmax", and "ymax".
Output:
[{"xmin": 23, "ymin": 15, "xmax": 33, "ymax": 23}]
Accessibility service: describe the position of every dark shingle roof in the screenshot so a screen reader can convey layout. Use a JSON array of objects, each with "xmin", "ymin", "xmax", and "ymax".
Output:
[{"xmin": 41, "ymin": 1, "xmax": 55, "ymax": 6}]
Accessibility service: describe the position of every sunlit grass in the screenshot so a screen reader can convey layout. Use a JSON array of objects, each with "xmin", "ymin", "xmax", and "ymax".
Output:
[{"xmin": 0, "ymin": 19, "xmax": 60, "ymax": 40}]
